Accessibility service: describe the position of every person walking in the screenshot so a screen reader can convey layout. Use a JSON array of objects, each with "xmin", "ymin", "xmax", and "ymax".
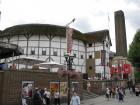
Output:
[
  {"xmin": 54, "ymin": 90, "xmax": 60, "ymax": 105},
  {"xmin": 106, "ymin": 88, "xmax": 110, "ymax": 101},
  {"xmin": 44, "ymin": 88, "xmax": 51, "ymax": 105},
  {"xmin": 70, "ymin": 91, "xmax": 80, "ymax": 105},
  {"xmin": 33, "ymin": 88, "xmax": 42, "ymax": 105},
  {"xmin": 118, "ymin": 89, "xmax": 124, "ymax": 102}
]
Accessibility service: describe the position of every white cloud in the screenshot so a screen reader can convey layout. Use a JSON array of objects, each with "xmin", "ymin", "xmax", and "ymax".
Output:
[{"xmin": 0, "ymin": 0, "xmax": 139, "ymax": 52}]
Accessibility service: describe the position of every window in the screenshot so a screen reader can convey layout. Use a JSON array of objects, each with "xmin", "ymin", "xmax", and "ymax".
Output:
[
  {"xmin": 53, "ymin": 51, "xmax": 57, "ymax": 56},
  {"xmin": 89, "ymin": 66, "xmax": 92, "ymax": 70},
  {"xmin": 81, "ymin": 55, "xmax": 83, "ymax": 59},
  {"xmin": 89, "ymin": 55, "xmax": 92, "ymax": 59},
  {"xmin": 106, "ymin": 43, "xmax": 108, "ymax": 47},
  {"xmin": 31, "ymin": 50, "xmax": 35, "ymax": 55},
  {"xmin": 74, "ymin": 53, "xmax": 76, "ymax": 57},
  {"xmin": 88, "ymin": 43, "xmax": 92, "ymax": 47},
  {"xmin": 42, "ymin": 51, "xmax": 46, "ymax": 55}
]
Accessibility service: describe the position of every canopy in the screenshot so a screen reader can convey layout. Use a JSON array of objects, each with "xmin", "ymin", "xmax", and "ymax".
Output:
[
  {"xmin": 11, "ymin": 56, "xmax": 45, "ymax": 66},
  {"xmin": 38, "ymin": 61, "xmax": 66, "ymax": 71},
  {"xmin": 0, "ymin": 42, "xmax": 23, "ymax": 59}
]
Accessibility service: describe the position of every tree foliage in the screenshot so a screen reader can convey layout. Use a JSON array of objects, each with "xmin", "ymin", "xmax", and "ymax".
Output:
[
  {"xmin": 134, "ymin": 70, "xmax": 140, "ymax": 82},
  {"xmin": 128, "ymin": 30, "xmax": 140, "ymax": 66}
]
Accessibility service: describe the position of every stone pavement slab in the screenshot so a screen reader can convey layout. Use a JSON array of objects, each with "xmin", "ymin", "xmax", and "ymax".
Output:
[
  {"xmin": 61, "ymin": 90, "xmax": 140, "ymax": 105},
  {"xmin": 80, "ymin": 91, "xmax": 140, "ymax": 105}
]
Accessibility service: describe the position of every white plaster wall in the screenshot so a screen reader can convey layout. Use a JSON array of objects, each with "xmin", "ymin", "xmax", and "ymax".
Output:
[
  {"xmin": 73, "ymin": 39, "xmax": 78, "ymax": 45},
  {"xmin": 40, "ymin": 35, "xmax": 49, "ymax": 41},
  {"xmin": 61, "ymin": 42, "xmax": 66, "ymax": 49},
  {"xmin": 95, "ymin": 66, "xmax": 103, "ymax": 73},
  {"xmin": 95, "ymin": 59, "xmax": 101, "ymax": 65},
  {"xmin": 19, "ymin": 35, "xmax": 27, "ymax": 40},
  {"xmin": 95, "ymin": 46, "xmax": 103, "ymax": 51},
  {"xmin": 79, "ymin": 45, "xmax": 85, "ymax": 52},
  {"xmin": 29, "ymin": 41, "xmax": 38, "ymax": 46},
  {"xmin": 40, "ymin": 40, "xmax": 50, "ymax": 47},
  {"xmin": 30, "ymin": 35, "xmax": 39, "ymax": 40},
  {"xmin": 52, "ymin": 36, "xmax": 60, "ymax": 42},
  {"xmin": 61, "ymin": 37, "xmax": 66, "ymax": 43},
  {"xmin": 10, "ymin": 36, "xmax": 18, "ymax": 41},
  {"xmin": 18, "ymin": 41, "xmax": 27, "ymax": 47},
  {"xmin": 87, "ymin": 47, "xmax": 94, "ymax": 52},
  {"xmin": 73, "ymin": 44, "xmax": 78, "ymax": 51},
  {"xmin": 51, "ymin": 41, "xmax": 60, "ymax": 48}
]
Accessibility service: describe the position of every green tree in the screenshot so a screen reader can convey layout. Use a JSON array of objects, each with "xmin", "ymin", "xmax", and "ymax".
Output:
[
  {"xmin": 134, "ymin": 70, "xmax": 140, "ymax": 83},
  {"xmin": 128, "ymin": 30, "xmax": 140, "ymax": 82},
  {"xmin": 128, "ymin": 30, "xmax": 140, "ymax": 66}
]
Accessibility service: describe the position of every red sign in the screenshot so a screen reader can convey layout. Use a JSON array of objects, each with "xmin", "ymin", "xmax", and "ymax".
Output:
[
  {"xmin": 110, "ymin": 64, "xmax": 132, "ymax": 74},
  {"xmin": 110, "ymin": 67, "xmax": 121, "ymax": 74},
  {"xmin": 123, "ymin": 64, "xmax": 132, "ymax": 74}
]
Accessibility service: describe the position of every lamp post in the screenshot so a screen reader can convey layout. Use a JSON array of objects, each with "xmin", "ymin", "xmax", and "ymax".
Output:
[
  {"xmin": 65, "ymin": 18, "xmax": 75, "ymax": 105},
  {"xmin": 65, "ymin": 54, "xmax": 75, "ymax": 105}
]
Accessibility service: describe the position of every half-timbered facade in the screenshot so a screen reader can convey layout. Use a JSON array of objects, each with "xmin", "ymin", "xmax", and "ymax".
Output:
[{"xmin": 0, "ymin": 24, "xmax": 111, "ymax": 79}]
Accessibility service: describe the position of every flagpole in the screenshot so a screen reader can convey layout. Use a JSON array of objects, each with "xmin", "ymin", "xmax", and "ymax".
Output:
[{"xmin": 65, "ymin": 18, "xmax": 75, "ymax": 105}]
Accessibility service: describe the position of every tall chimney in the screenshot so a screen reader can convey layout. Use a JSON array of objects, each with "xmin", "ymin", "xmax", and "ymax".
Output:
[{"xmin": 114, "ymin": 10, "xmax": 127, "ymax": 57}]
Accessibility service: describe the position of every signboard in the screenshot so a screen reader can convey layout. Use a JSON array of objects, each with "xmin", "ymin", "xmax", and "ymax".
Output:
[
  {"xmin": 50, "ymin": 82, "xmax": 60, "ymax": 95},
  {"xmin": 60, "ymin": 82, "xmax": 67, "ymax": 96},
  {"xmin": 21, "ymin": 81, "xmax": 34, "ymax": 99}
]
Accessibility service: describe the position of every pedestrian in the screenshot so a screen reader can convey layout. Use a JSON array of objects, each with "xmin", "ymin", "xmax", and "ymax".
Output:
[
  {"xmin": 112, "ymin": 88, "xmax": 115, "ymax": 98},
  {"xmin": 118, "ymin": 89, "xmax": 124, "ymax": 102},
  {"xmin": 115, "ymin": 86, "xmax": 119, "ymax": 99},
  {"xmin": 70, "ymin": 91, "xmax": 80, "ymax": 105},
  {"xmin": 87, "ymin": 82, "xmax": 91, "ymax": 92},
  {"xmin": 106, "ymin": 88, "xmax": 110, "ymax": 101},
  {"xmin": 44, "ymin": 88, "xmax": 51, "ymax": 105},
  {"xmin": 109, "ymin": 88, "xmax": 112, "ymax": 98},
  {"xmin": 135, "ymin": 87, "xmax": 140, "ymax": 96},
  {"xmin": 54, "ymin": 90, "xmax": 60, "ymax": 105},
  {"xmin": 33, "ymin": 88, "xmax": 42, "ymax": 105}
]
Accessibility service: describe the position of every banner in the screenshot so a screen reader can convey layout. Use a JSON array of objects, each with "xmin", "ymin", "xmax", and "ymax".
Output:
[
  {"xmin": 123, "ymin": 64, "xmax": 132, "ymax": 74},
  {"xmin": 101, "ymin": 50, "xmax": 106, "ymax": 66},
  {"xmin": 60, "ymin": 82, "xmax": 67, "ymax": 96},
  {"xmin": 66, "ymin": 27, "xmax": 73, "ymax": 54}
]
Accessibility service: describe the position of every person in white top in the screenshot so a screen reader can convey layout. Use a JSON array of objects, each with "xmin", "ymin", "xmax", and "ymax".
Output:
[
  {"xmin": 44, "ymin": 88, "xmax": 51, "ymax": 105},
  {"xmin": 54, "ymin": 90, "xmax": 60, "ymax": 105}
]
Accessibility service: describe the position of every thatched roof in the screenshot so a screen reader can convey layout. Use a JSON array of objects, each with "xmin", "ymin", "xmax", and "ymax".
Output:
[{"xmin": 0, "ymin": 24, "xmax": 111, "ymax": 45}]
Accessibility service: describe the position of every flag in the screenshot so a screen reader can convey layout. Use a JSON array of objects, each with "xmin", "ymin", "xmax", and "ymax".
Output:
[
  {"xmin": 66, "ymin": 27, "xmax": 73, "ymax": 54},
  {"xmin": 101, "ymin": 50, "xmax": 106, "ymax": 66}
]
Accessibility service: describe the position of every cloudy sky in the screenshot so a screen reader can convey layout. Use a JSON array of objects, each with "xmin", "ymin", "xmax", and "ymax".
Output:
[{"xmin": 0, "ymin": 0, "xmax": 140, "ymax": 52}]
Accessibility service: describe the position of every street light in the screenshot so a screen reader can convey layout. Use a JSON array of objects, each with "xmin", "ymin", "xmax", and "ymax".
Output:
[
  {"xmin": 64, "ymin": 53, "xmax": 75, "ymax": 105},
  {"xmin": 65, "ymin": 18, "xmax": 75, "ymax": 105}
]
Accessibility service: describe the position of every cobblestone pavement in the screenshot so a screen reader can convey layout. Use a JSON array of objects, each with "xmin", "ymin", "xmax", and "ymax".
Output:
[
  {"xmin": 80, "ymin": 90, "xmax": 140, "ymax": 105},
  {"xmin": 61, "ymin": 90, "xmax": 140, "ymax": 105}
]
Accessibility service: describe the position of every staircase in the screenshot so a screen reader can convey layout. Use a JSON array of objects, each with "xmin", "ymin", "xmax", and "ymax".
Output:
[{"xmin": 82, "ymin": 89, "xmax": 99, "ymax": 100}]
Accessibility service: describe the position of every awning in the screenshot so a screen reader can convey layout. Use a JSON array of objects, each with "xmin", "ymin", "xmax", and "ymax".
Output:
[{"xmin": 0, "ymin": 42, "xmax": 23, "ymax": 59}]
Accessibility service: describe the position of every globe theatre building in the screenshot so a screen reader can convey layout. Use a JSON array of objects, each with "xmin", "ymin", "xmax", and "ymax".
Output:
[{"xmin": 0, "ymin": 24, "xmax": 112, "ymax": 79}]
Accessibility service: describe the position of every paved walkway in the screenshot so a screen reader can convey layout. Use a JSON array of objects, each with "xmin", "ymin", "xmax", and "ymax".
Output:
[{"xmin": 80, "ymin": 90, "xmax": 140, "ymax": 105}]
